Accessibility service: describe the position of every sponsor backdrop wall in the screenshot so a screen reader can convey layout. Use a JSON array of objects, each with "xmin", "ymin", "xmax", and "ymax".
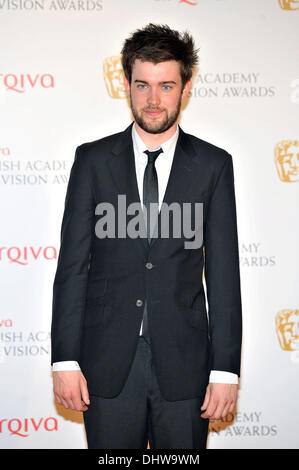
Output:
[{"xmin": 0, "ymin": 0, "xmax": 298, "ymax": 449}]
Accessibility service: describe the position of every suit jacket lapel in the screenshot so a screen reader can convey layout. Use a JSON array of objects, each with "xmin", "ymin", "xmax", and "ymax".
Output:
[
  {"xmin": 106, "ymin": 123, "xmax": 200, "ymax": 252},
  {"xmin": 149, "ymin": 125, "xmax": 198, "ymax": 248},
  {"xmin": 107, "ymin": 123, "xmax": 148, "ymax": 253}
]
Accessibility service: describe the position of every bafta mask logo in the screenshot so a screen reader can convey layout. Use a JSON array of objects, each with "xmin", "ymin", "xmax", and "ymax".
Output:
[
  {"xmin": 103, "ymin": 56, "xmax": 126, "ymax": 99},
  {"xmin": 278, "ymin": 0, "xmax": 299, "ymax": 9},
  {"xmin": 275, "ymin": 309, "xmax": 299, "ymax": 351},
  {"xmin": 274, "ymin": 140, "xmax": 299, "ymax": 182}
]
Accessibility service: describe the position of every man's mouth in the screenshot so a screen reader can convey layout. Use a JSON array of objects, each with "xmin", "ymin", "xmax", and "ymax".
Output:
[{"xmin": 144, "ymin": 109, "xmax": 164, "ymax": 118}]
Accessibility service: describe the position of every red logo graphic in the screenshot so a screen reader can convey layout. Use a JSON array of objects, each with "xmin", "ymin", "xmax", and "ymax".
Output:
[
  {"xmin": 0, "ymin": 147, "xmax": 10, "ymax": 156},
  {"xmin": 0, "ymin": 74, "xmax": 54, "ymax": 93},
  {"xmin": 179, "ymin": 0, "xmax": 198, "ymax": 4},
  {"xmin": 0, "ymin": 246, "xmax": 57, "ymax": 265},
  {"xmin": 0, "ymin": 319, "xmax": 12, "ymax": 327},
  {"xmin": 0, "ymin": 417, "xmax": 58, "ymax": 437}
]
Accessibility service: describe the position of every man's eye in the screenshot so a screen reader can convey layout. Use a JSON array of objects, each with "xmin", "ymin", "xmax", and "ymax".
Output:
[
  {"xmin": 137, "ymin": 84, "xmax": 147, "ymax": 89},
  {"xmin": 162, "ymin": 85, "xmax": 171, "ymax": 91}
]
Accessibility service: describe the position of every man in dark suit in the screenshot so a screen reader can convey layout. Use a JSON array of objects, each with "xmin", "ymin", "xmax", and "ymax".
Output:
[{"xmin": 51, "ymin": 24, "xmax": 242, "ymax": 449}]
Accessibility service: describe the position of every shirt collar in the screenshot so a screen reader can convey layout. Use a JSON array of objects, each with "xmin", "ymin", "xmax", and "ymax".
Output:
[{"xmin": 132, "ymin": 122, "xmax": 179, "ymax": 156}]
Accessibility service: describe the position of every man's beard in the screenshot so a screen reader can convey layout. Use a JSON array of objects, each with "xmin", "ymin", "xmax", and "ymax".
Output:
[{"xmin": 130, "ymin": 94, "xmax": 182, "ymax": 135}]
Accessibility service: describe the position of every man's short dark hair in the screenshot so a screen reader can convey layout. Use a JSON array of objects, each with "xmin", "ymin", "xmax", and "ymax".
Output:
[{"xmin": 121, "ymin": 23, "xmax": 199, "ymax": 88}]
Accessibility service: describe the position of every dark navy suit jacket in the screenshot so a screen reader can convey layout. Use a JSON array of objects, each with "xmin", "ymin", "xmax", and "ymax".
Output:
[{"xmin": 51, "ymin": 123, "xmax": 242, "ymax": 401}]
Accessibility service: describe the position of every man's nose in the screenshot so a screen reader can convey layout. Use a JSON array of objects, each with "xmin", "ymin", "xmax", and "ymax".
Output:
[{"xmin": 147, "ymin": 87, "xmax": 160, "ymax": 106}]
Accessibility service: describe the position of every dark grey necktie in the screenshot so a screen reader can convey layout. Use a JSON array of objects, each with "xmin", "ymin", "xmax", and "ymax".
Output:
[
  {"xmin": 141, "ymin": 147, "xmax": 163, "ymax": 341},
  {"xmin": 143, "ymin": 148, "xmax": 163, "ymax": 242}
]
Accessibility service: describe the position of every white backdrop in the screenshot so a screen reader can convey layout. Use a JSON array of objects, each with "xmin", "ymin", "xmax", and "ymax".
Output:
[{"xmin": 0, "ymin": 0, "xmax": 298, "ymax": 449}]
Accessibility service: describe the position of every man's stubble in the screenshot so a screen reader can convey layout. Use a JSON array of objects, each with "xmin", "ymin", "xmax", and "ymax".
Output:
[{"xmin": 129, "ymin": 90, "xmax": 182, "ymax": 135}]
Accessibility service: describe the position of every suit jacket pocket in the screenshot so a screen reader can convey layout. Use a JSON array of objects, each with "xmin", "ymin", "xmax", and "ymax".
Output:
[
  {"xmin": 186, "ymin": 308, "xmax": 209, "ymax": 332},
  {"xmin": 86, "ymin": 278, "xmax": 108, "ymax": 299},
  {"xmin": 83, "ymin": 297, "xmax": 107, "ymax": 329}
]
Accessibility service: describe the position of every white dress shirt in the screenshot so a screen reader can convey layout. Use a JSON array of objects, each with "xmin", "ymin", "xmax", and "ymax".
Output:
[{"xmin": 53, "ymin": 123, "xmax": 239, "ymax": 385}]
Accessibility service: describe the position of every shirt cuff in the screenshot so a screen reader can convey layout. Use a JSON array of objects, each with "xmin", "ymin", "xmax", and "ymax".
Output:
[
  {"xmin": 52, "ymin": 361, "xmax": 81, "ymax": 371},
  {"xmin": 209, "ymin": 370, "xmax": 239, "ymax": 384}
]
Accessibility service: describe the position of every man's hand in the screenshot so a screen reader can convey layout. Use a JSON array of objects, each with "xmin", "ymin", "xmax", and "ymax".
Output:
[
  {"xmin": 200, "ymin": 383, "xmax": 238, "ymax": 420},
  {"xmin": 53, "ymin": 370, "xmax": 90, "ymax": 412}
]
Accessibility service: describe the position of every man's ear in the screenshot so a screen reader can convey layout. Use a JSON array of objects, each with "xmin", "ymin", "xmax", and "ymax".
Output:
[{"xmin": 182, "ymin": 79, "xmax": 192, "ymax": 100}]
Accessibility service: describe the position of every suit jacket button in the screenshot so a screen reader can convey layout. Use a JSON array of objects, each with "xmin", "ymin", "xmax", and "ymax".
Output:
[
  {"xmin": 146, "ymin": 262, "xmax": 153, "ymax": 269},
  {"xmin": 136, "ymin": 299, "xmax": 143, "ymax": 307}
]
